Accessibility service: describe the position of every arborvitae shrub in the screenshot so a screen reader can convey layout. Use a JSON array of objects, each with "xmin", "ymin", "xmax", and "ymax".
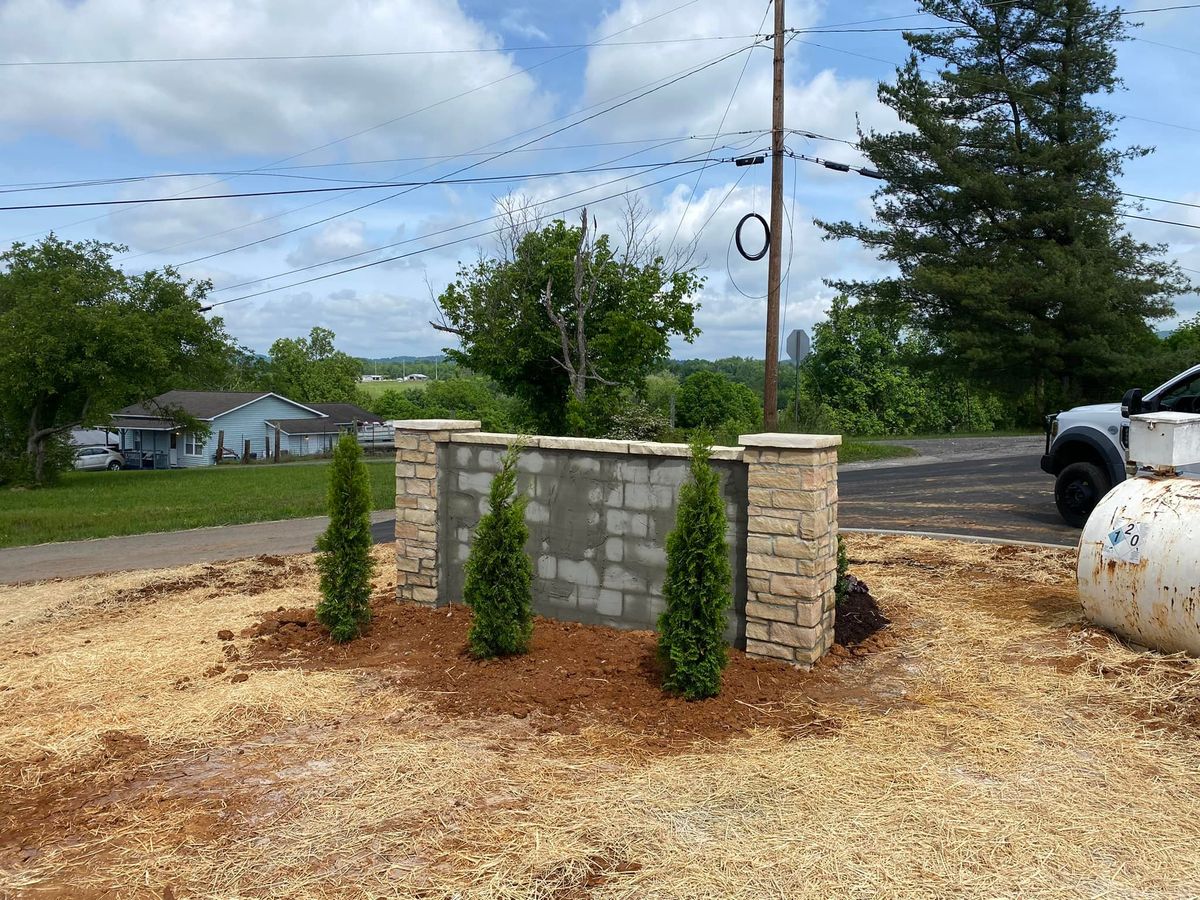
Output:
[
  {"xmin": 464, "ymin": 443, "xmax": 534, "ymax": 658},
  {"xmin": 835, "ymin": 534, "xmax": 850, "ymax": 604},
  {"xmin": 657, "ymin": 438, "xmax": 732, "ymax": 700},
  {"xmin": 315, "ymin": 433, "xmax": 375, "ymax": 642}
]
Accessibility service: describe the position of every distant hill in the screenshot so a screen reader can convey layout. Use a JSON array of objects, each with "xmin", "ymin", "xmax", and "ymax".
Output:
[{"xmin": 360, "ymin": 355, "xmax": 446, "ymax": 364}]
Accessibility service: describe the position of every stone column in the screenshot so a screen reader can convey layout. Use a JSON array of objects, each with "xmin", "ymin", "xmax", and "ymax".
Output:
[
  {"xmin": 738, "ymin": 432, "xmax": 841, "ymax": 666},
  {"xmin": 394, "ymin": 419, "xmax": 480, "ymax": 606}
]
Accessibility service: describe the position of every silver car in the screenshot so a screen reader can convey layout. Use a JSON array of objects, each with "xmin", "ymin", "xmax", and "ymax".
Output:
[{"xmin": 74, "ymin": 446, "xmax": 125, "ymax": 471}]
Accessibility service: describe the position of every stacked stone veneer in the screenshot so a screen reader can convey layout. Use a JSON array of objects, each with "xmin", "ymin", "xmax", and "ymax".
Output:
[{"xmin": 394, "ymin": 421, "xmax": 841, "ymax": 666}]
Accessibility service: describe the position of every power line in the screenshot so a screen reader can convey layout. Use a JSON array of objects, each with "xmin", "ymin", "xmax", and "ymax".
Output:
[
  {"xmin": 202, "ymin": 160, "xmax": 721, "ymax": 310},
  {"xmin": 0, "ymin": 34, "xmax": 763, "ymax": 67},
  {"xmin": 667, "ymin": 0, "xmax": 773, "ymax": 256},
  {"xmin": 165, "ymin": 40, "xmax": 765, "ymax": 268},
  {"xmin": 17, "ymin": 0, "xmax": 709, "ymax": 244},
  {"xmin": 0, "ymin": 159, "xmax": 735, "ymax": 212},
  {"xmin": 209, "ymin": 141, "xmax": 768, "ymax": 296},
  {"xmin": 0, "ymin": 132, "xmax": 763, "ymax": 193}
]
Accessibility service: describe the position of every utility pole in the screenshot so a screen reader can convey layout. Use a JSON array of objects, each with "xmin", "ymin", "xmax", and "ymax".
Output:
[{"xmin": 763, "ymin": 0, "xmax": 786, "ymax": 430}]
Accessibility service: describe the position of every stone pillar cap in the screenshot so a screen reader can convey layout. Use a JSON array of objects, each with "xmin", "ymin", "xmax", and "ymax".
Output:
[
  {"xmin": 392, "ymin": 419, "xmax": 481, "ymax": 431},
  {"xmin": 739, "ymin": 432, "xmax": 842, "ymax": 449}
]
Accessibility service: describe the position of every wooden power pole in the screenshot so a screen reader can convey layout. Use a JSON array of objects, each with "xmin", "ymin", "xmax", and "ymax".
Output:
[{"xmin": 763, "ymin": 0, "xmax": 786, "ymax": 431}]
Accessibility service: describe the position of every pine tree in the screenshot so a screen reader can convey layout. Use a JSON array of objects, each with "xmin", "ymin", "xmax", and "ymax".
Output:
[
  {"xmin": 464, "ymin": 443, "xmax": 534, "ymax": 658},
  {"xmin": 657, "ymin": 438, "xmax": 733, "ymax": 700},
  {"xmin": 315, "ymin": 433, "xmax": 375, "ymax": 642},
  {"xmin": 819, "ymin": 0, "xmax": 1188, "ymax": 413}
]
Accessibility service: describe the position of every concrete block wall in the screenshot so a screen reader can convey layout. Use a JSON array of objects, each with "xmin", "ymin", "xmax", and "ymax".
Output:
[
  {"xmin": 394, "ymin": 421, "xmax": 840, "ymax": 666},
  {"xmin": 439, "ymin": 435, "xmax": 748, "ymax": 644}
]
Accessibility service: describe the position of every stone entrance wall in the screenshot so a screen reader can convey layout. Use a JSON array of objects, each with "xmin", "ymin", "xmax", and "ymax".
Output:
[{"xmin": 394, "ymin": 421, "xmax": 840, "ymax": 666}]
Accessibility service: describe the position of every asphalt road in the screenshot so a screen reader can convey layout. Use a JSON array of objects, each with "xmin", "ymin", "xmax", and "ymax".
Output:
[{"xmin": 840, "ymin": 453, "xmax": 1079, "ymax": 546}]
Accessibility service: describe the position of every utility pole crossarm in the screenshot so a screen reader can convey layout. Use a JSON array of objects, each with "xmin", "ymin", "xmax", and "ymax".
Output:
[{"xmin": 763, "ymin": 0, "xmax": 785, "ymax": 431}]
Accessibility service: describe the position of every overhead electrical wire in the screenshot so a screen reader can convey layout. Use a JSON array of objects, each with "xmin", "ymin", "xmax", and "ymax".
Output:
[
  {"xmin": 16, "ymin": 0, "xmax": 709, "ymax": 243},
  {"xmin": 0, "ymin": 132, "xmax": 765, "ymax": 193},
  {"xmin": 161, "ymin": 39, "xmax": 767, "ymax": 268},
  {"xmin": 206, "ymin": 135, "xmax": 771, "ymax": 295},
  {"xmin": 666, "ymin": 0, "xmax": 773, "ymax": 256},
  {"xmin": 0, "ymin": 159, "xmax": 737, "ymax": 212},
  {"xmin": 0, "ymin": 34, "xmax": 764, "ymax": 67},
  {"xmin": 201, "ymin": 159, "xmax": 724, "ymax": 310}
]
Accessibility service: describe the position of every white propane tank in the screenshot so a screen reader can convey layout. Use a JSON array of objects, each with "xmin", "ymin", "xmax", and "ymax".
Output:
[{"xmin": 1077, "ymin": 412, "xmax": 1200, "ymax": 655}]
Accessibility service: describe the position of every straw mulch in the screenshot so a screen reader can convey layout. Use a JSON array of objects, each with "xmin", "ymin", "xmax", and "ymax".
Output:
[{"xmin": 3, "ymin": 535, "xmax": 1200, "ymax": 898}]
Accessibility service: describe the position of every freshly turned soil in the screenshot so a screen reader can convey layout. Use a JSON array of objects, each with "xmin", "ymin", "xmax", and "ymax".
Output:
[
  {"xmin": 245, "ymin": 598, "xmax": 876, "ymax": 747},
  {"xmin": 835, "ymin": 575, "xmax": 890, "ymax": 647}
]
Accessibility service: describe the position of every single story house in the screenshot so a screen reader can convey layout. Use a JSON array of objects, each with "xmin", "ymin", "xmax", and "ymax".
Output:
[{"xmin": 111, "ymin": 391, "xmax": 379, "ymax": 468}]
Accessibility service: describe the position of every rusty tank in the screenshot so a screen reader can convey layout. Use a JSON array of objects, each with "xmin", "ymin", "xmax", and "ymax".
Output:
[{"xmin": 1077, "ymin": 412, "xmax": 1200, "ymax": 655}]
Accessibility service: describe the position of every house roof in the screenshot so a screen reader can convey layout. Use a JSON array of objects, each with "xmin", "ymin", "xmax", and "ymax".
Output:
[
  {"xmin": 266, "ymin": 418, "xmax": 344, "ymax": 436},
  {"xmin": 308, "ymin": 402, "xmax": 381, "ymax": 424},
  {"xmin": 115, "ymin": 390, "xmax": 324, "ymax": 421},
  {"xmin": 110, "ymin": 416, "xmax": 177, "ymax": 431}
]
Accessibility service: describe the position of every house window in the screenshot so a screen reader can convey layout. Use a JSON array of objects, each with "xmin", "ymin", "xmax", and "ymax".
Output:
[{"xmin": 184, "ymin": 432, "xmax": 204, "ymax": 456}]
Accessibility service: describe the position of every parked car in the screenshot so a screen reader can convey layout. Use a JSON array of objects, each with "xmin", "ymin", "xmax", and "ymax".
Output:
[
  {"xmin": 1042, "ymin": 363, "xmax": 1200, "ymax": 525},
  {"xmin": 74, "ymin": 446, "xmax": 124, "ymax": 471}
]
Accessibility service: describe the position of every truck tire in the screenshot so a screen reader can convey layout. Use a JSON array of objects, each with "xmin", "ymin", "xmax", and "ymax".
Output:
[{"xmin": 1055, "ymin": 461, "xmax": 1110, "ymax": 527}]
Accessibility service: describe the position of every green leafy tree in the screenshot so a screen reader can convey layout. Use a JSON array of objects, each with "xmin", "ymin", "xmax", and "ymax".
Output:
[
  {"xmin": 675, "ymin": 371, "xmax": 762, "ymax": 434},
  {"xmin": 266, "ymin": 327, "xmax": 363, "ymax": 404},
  {"xmin": 657, "ymin": 438, "xmax": 733, "ymax": 700},
  {"xmin": 464, "ymin": 443, "xmax": 534, "ymax": 658},
  {"xmin": 806, "ymin": 296, "xmax": 1008, "ymax": 434},
  {"xmin": 315, "ymin": 434, "xmax": 375, "ymax": 642},
  {"xmin": 819, "ymin": 0, "xmax": 1187, "ymax": 414},
  {"xmin": 0, "ymin": 235, "xmax": 233, "ymax": 485},
  {"xmin": 435, "ymin": 210, "xmax": 702, "ymax": 435}
]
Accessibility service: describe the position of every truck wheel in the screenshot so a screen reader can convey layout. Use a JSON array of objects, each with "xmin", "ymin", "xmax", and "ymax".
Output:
[{"xmin": 1055, "ymin": 461, "xmax": 1110, "ymax": 527}]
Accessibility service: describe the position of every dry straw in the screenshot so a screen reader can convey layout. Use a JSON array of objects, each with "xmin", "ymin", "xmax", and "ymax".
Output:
[{"xmin": 3, "ymin": 536, "xmax": 1200, "ymax": 898}]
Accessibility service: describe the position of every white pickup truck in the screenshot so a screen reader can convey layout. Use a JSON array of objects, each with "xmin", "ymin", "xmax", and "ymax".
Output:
[{"xmin": 1041, "ymin": 363, "xmax": 1200, "ymax": 525}]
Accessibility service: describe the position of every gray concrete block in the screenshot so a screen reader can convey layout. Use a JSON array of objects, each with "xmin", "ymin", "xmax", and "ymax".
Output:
[
  {"xmin": 457, "ymin": 470, "xmax": 492, "ymax": 494},
  {"xmin": 520, "ymin": 451, "xmax": 546, "ymax": 474},
  {"xmin": 566, "ymin": 456, "xmax": 602, "ymax": 476},
  {"xmin": 606, "ymin": 509, "xmax": 648, "ymax": 537},
  {"xmin": 597, "ymin": 589, "xmax": 623, "ymax": 616},
  {"xmin": 536, "ymin": 555, "xmax": 556, "ymax": 580},
  {"xmin": 476, "ymin": 447, "xmax": 501, "ymax": 469},
  {"xmin": 628, "ymin": 540, "xmax": 667, "ymax": 569},
  {"xmin": 453, "ymin": 445, "xmax": 474, "ymax": 467},
  {"xmin": 621, "ymin": 593, "xmax": 664, "ymax": 627},
  {"xmin": 623, "ymin": 482, "xmax": 650, "ymax": 510},
  {"xmin": 648, "ymin": 460, "xmax": 687, "ymax": 485},
  {"xmin": 615, "ymin": 460, "xmax": 650, "ymax": 484},
  {"xmin": 604, "ymin": 537, "xmax": 624, "ymax": 562},
  {"xmin": 526, "ymin": 501, "xmax": 549, "ymax": 525},
  {"xmin": 602, "ymin": 482, "xmax": 624, "ymax": 508},
  {"xmin": 557, "ymin": 558, "xmax": 599, "ymax": 588},
  {"xmin": 602, "ymin": 565, "xmax": 646, "ymax": 592}
]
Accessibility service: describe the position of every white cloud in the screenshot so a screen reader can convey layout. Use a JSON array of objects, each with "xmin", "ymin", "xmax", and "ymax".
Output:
[
  {"xmin": 0, "ymin": 0, "xmax": 553, "ymax": 158},
  {"xmin": 285, "ymin": 219, "xmax": 368, "ymax": 268}
]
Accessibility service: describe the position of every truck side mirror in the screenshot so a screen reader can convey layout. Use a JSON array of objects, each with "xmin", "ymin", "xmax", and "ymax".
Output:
[{"xmin": 1121, "ymin": 388, "xmax": 1144, "ymax": 418}]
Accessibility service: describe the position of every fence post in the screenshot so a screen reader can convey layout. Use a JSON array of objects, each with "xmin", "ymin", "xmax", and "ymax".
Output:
[
  {"xmin": 216, "ymin": 429, "xmax": 225, "ymax": 464},
  {"xmin": 274, "ymin": 425, "xmax": 281, "ymax": 463},
  {"xmin": 242, "ymin": 439, "xmax": 250, "ymax": 463},
  {"xmin": 394, "ymin": 419, "xmax": 481, "ymax": 606},
  {"xmin": 739, "ymin": 432, "xmax": 841, "ymax": 666}
]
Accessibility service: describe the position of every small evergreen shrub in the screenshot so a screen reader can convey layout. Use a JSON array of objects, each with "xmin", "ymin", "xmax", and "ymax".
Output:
[
  {"xmin": 835, "ymin": 534, "xmax": 850, "ymax": 604},
  {"xmin": 464, "ymin": 443, "xmax": 534, "ymax": 658},
  {"xmin": 657, "ymin": 437, "xmax": 733, "ymax": 700},
  {"xmin": 315, "ymin": 433, "xmax": 375, "ymax": 642}
]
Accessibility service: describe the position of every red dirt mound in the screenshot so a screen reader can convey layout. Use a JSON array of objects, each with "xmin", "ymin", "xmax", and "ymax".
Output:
[{"xmin": 245, "ymin": 600, "xmax": 860, "ymax": 747}]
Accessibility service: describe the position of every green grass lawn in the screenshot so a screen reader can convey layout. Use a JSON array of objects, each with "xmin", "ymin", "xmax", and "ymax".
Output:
[
  {"xmin": 0, "ymin": 460, "xmax": 396, "ymax": 549},
  {"xmin": 358, "ymin": 379, "xmax": 428, "ymax": 398},
  {"xmin": 839, "ymin": 441, "xmax": 919, "ymax": 464}
]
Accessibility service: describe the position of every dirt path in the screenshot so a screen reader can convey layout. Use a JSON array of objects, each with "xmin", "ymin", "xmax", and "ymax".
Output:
[{"xmin": 0, "ymin": 510, "xmax": 393, "ymax": 585}]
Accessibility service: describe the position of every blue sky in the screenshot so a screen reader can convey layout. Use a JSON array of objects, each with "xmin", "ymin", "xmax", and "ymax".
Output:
[{"xmin": 1, "ymin": 0, "xmax": 1197, "ymax": 361}]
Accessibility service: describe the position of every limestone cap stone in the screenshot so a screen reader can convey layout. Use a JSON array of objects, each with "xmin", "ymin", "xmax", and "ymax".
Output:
[
  {"xmin": 738, "ymin": 432, "xmax": 842, "ymax": 449},
  {"xmin": 392, "ymin": 419, "xmax": 482, "ymax": 432}
]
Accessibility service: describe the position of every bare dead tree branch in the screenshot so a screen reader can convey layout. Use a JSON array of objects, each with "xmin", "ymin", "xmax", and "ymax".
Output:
[{"xmin": 495, "ymin": 192, "xmax": 545, "ymax": 261}]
